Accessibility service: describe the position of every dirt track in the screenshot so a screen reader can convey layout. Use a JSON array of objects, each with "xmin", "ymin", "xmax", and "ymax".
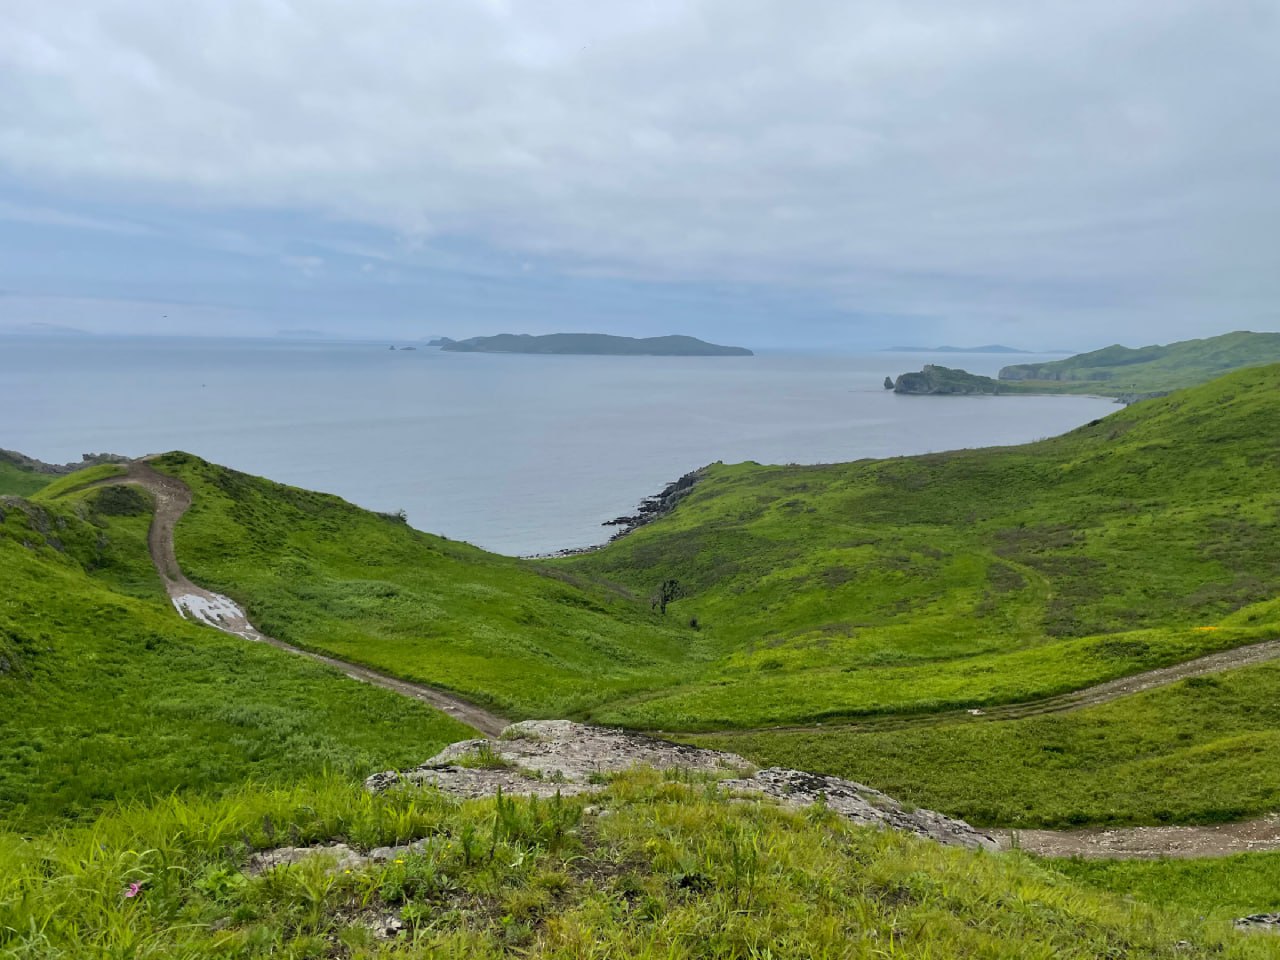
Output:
[
  {"xmin": 95, "ymin": 461, "xmax": 508, "ymax": 737},
  {"xmin": 998, "ymin": 816, "xmax": 1280, "ymax": 859}
]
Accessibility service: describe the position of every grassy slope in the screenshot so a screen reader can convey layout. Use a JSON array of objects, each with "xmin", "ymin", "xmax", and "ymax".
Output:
[
  {"xmin": 158, "ymin": 452, "xmax": 698, "ymax": 719},
  {"xmin": 0, "ymin": 481, "xmax": 472, "ymax": 831},
  {"xmin": 1051, "ymin": 852, "xmax": 1280, "ymax": 924},
  {"xmin": 693, "ymin": 657, "xmax": 1280, "ymax": 827},
  {"xmin": 2, "ymin": 772, "xmax": 1273, "ymax": 959},
  {"xmin": 569, "ymin": 364, "xmax": 1280, "ymax": 728},
  {"xmin": 0, "ymin": 454, "xmax": 53, "ymax": 496},
  {"xmin": 998, "ymin": 330, "xmax": 1280, "ymax": 395}
]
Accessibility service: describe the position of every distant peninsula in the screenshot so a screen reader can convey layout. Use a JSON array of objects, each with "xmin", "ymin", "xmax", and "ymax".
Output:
[
  {"xmin": 887, "ymin": 344, "xmax": 1031, "ymax": 354},
  {"xmin": 438, "ymin": 333, "xmax": 753, "ymax": 356},
  {"xmin": 888, "ymin": 331, "xmax": 1280, "ymax": 401}
]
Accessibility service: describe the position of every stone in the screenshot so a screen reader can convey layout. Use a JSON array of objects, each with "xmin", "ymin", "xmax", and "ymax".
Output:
[
  {"xmin": 1235, "ymin": 914, "xmax": 1280, "ymax": 934},
  {"xmin": 366, "ymin": 720, "xmax": 997, "ymax": 851}
]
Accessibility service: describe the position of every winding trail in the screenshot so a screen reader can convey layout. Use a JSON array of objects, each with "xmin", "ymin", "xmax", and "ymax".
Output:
[{"xmin": 96, "ymin": 460, "xmax": 508, "ymax": 737}]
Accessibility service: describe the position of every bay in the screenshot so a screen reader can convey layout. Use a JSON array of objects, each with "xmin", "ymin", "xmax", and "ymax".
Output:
[{"xmin": 2, "ymin": 337, "xmax": 1115, "ymax": 555}]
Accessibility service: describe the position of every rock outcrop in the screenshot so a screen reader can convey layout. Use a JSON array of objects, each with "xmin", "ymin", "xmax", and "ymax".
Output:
[
  {"xmin": 367, "ymin": 720, "xmax": 997, "ymax": 851},
  {"xmin": 602, "ymin": 468, "xmax": 705, "ymax": 540}
]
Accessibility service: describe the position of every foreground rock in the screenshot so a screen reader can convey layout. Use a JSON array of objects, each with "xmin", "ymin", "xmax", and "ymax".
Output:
[
  {"xmin": 1235, "ymin": 915, "xmax": 1280, "ymax": 935},
  {"xmin": 366, "ymin": 720, "xmax": 997, "ymax": 851}
]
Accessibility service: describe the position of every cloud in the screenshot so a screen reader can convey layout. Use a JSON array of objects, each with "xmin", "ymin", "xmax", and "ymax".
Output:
[{"xmin": 0, "ymin": 1, "xmax": 1278, "ymax": 342}]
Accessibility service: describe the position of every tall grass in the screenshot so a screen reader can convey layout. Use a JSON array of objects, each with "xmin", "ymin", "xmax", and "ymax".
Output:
[{"xmin": 2, "ymin": 773, "xmax": 1270, "ymax": 958}]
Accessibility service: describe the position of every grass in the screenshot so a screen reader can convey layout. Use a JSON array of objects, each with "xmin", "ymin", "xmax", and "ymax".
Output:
[
  {"xmin": 116, "ymin": 365, "xmax": 1280, "ymax": 734},
  {"xmin": 2, "ymin": 770, "xmax": 1274, "ymax": 959},
  {"xmin": 1048, "ymin": 852, "xmax": 1280, "ymax": 922},
  {"xmin": 998, "ymin": 330, "xmax": 1280, "ymax": 396},
  {"xmin": 691, "ymin": 658, "xmax": 1280, "ymax": 828},
  {"xmin": 0, "ymin": 455, "xmax": 53, "ymax": 496},
  {"xmin": 156, "ymin": 451, "xmax": 700, "ymax": 719},
  {"xmin": 567, "ymin": 364, "xmax": 1280, "ymax": 728},
  {"xmin": 8, "ymin": 364, "xmax": 1280, "ymax": 840},
  {"xmin": 0, "ymin": 480, "xmax": 474, "ymax": 832}
]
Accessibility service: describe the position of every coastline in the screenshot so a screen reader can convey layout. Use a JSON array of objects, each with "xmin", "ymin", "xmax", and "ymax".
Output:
[{"xmin": 524, "ymin": 467, "xmax": 707, "ymax": 560}]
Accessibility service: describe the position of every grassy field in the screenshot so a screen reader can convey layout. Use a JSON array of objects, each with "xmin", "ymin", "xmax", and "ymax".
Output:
[
  {"xmin": 2, "ymin": 770, "xmax": 1273, "ymax": 959},
  {"xmin": 0, "ymin": 480, "xmax": 473, "ymax": 831},
  {"xmin": 0, "ymin": 453, "xmax": 53, "ymax": 496},
  {"xmin": 568, "ymin": 364, "xmax": 1280, "ymax": 728},
  {"xmin": 110, "ymin": 365, "xmax": 1280, "ymax": 733},
  {"xmin": 157, "ymin": 452, "xmax": 700, "ymax": 719},
  {"xmin": 1049, "ymin": 852, "xmax": 1280, "ymax": 923},
  {"xmin": 692, "ymin": 657, "xmax": 1280, "ymax": 828},
  {"xmin": 6, "ymin": 364, "xmax": 1279, "ymax": 838}
]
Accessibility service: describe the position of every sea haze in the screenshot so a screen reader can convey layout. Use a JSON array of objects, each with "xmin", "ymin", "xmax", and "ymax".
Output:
[{"xmin": 4, "ymin": 338, "xmax": 1116, "ymax": 555}]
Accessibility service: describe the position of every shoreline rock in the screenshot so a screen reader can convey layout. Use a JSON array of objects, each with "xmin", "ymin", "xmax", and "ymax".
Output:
[{"xmin": 601, "ymin": 467, "xmax": 705, "ymax": 540}]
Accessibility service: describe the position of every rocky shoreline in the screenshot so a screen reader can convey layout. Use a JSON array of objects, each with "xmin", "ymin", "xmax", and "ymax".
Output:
[
  {"xmin": 525, "ymin": 467, "xmax": 707, "ymax": 559},
  {"xmin": 601, "ymin": 467, "xmax": 704, "ymax": 539}
]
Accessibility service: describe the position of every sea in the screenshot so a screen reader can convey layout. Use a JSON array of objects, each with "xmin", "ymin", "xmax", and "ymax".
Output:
[{"xmin": 2, "ymin": 337, "xmax": 1116, "ymax": 556}]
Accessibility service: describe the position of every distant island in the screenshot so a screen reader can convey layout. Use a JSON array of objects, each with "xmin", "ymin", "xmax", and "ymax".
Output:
[
  {"xmin": 887, "ymin": 344, "xmax": 1031, "ymax": 354},
  {"xmin": 889, "ymin": 330, "xmax": 1280, "ymax": 401},
  {"xmin": 889, "ymin": 365, "xmax": 1003, "ymax": 395},
  {"xmin": 438, "ymin": 333, "xmax": 753, "ymax": 356}
]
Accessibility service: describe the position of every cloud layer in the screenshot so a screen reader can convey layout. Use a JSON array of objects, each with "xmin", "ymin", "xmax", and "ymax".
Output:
[{"xmin": 2, "ymin": 0, "xmax": 1278, "ymax": 344}]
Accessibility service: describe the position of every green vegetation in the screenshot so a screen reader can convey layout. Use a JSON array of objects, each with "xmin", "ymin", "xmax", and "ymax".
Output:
[
  {"xmin": 1050, "ymin": 852, "xmax": 1280, "ymax": 922},
  {"xmin": 569, "ymin": 364, "xmax": 1280, "ymax": 728},
  {"xmin": 2, "ymin": 771, "xmax": 1270, "ymax": 959},
  {"xmin": 128, "ymin": 365, "xmax": 1280, "ymax": 735},
  {"xmin": 0, "ymin": 479, "xmax": 472, "ymax": 830},
  {"xmin": 998, "ymin": 330, "xmax": 1280, "ymax": 397},
  {"xmin": 692, "ymin": 658, "xmax": 1280, "ymax": 827},
  {"xmin": 7, "ymin": 361, "xmax": 1280, "ymax": 952},
  {"xmin": 0, "ymin": 450, "xmax": 53, "ymax": 495},
  {"xmin": 158, "ymin": 451, "xmax": 698, "ymax": 719},
  {"xmin": 440, "ymin": 332, "xmax": 753, "ymax": 356}
]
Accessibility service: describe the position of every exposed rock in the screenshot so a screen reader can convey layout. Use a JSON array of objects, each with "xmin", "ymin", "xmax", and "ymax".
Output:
[
  {"xmin": 367, "ymin": 720, "xmax": 997, "ymax": 851},
  {"xmin": 1235, "ymin": 914, "xmax": 1280, "ymax": 934},
  {"xmin": 603, "ymin": 468, "xmax": 706, "ymax": 539},
  {"xmin": 0, "ymin": 449, "xmax": 129, "ymax": 476},
  {"xmin": 247, "ymin": 842, "xmax": 366, "ymax": 875},
  {"xmin": 884, "ymin": 376, "xmax": 895, "ymax": 390}
]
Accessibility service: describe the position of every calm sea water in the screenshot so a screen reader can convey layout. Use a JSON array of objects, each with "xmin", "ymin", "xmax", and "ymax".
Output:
[{"xmin": 3, "ymin": 338, "xmax": 1116, "ymax": 555}]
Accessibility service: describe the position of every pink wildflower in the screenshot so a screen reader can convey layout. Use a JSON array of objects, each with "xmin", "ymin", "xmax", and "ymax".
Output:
[{"xmin": 124, "ymin": 882, "xmax": 142, "ymax": 898}]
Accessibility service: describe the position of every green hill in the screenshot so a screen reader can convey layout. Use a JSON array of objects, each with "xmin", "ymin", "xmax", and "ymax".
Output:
[
  {"xmin": 440, "ymin": 332, "xmax": 753, "ymax": 356},
  {"xmin": 567, "ymin": 363, "xmax": 1280, "ymax": 731},
  {"xmin": 0, "ymin": 473, "xmax": 472, "ymax": 829},
  {"xmin": 997, "ymin": 330, "xmax": 1280, "ymax": 397},
  {"xmin": 8, "ymin": 366, "xmax": 1280, "ymax": 952}
]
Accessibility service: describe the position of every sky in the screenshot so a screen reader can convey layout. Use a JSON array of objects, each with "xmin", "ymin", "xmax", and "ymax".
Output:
[{"xmin": 1, "ymin": 1, "xmax": 1277, "ymax": 350}]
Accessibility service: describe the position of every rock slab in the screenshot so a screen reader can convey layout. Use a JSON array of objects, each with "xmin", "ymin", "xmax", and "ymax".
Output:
[{"xmin": 367, "ymin": 720, "xmax": 997, "ymax": 851}]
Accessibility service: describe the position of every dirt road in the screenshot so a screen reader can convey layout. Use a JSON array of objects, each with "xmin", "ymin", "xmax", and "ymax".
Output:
[
  {"xmin": 998, "ymin": 816, "xmax": 1280, "ymax": 859},
  {"xmin": 95, "ymin": 461, "xmax": 509, "ymax": 738}
]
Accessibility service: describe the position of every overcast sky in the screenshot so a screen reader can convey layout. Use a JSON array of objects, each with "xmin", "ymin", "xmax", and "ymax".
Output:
[{"xmin": 2, "ymin": 1, "xmax": 1277, "ymax": 348}]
